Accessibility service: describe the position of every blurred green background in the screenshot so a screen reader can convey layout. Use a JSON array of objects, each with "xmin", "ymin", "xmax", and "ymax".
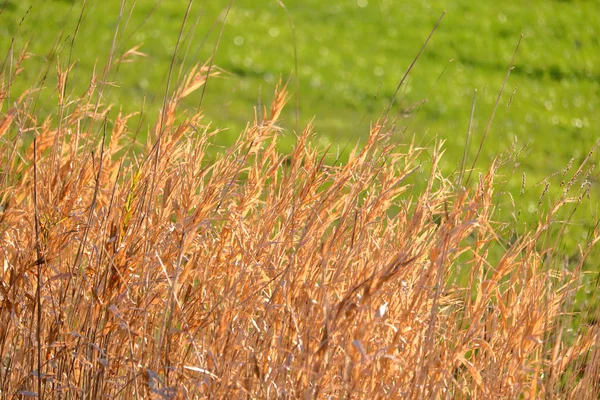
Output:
[
  {"xmin": 1, "ymin": 0, "xmax": 598, "ymax": 210},
  {"xmin": 2, "ymin": 0, "xmax": 598, "ymax": 167}
]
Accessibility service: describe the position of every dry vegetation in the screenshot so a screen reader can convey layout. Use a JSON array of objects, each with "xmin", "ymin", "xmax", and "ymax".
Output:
[{"xmin": 1, "ymin": 42, "xmax": 600, "ymax": 399}]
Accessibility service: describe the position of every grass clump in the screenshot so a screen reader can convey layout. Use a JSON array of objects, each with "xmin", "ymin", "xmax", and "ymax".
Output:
[{"xmin": 0, "ymin": 48, "xmax": 599, "ymax": 398}]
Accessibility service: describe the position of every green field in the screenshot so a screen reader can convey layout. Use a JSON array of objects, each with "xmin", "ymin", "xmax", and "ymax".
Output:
[
  {"xmin": 1, "ymin": 1, "xmax": 598, "ymax": 234},
  {"xmin": 3, "ymin": 0, "xmax": 599, "ymax": 166}
]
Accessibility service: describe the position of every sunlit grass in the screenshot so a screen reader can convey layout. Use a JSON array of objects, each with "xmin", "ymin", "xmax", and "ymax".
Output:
[{"xmin": 0, "ymin": 2, "xmax": 599, "ymax": 398}]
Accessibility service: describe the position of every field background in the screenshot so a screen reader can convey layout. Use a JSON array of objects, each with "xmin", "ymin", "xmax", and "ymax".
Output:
[{"xmin": 1, "ymin": 1, "xmax": 598, "ymax": 246}]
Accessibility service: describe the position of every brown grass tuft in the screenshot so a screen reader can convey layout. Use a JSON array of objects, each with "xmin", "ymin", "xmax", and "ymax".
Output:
[{"xmin": 0, "ymin": 48, "xmax": 599, "ymax": 399}]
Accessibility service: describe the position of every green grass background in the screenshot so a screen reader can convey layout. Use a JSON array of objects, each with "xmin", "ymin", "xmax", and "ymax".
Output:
[
  {"xmin": 1, "ymin": 0, "xmax": 598, "ymax": 239},
  {"xmin": 2, "ymin": 0, "xmax": 598, "ymax": 165}
]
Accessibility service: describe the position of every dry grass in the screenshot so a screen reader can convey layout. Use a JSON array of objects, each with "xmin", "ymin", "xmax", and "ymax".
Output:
[{"xmin": 1, "ymin": 41, "xmax": 600, "ymax": 400}]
